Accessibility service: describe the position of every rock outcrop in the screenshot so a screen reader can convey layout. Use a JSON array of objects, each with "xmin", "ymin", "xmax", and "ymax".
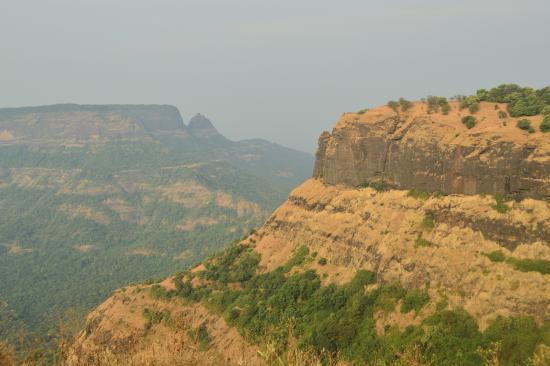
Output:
[{"xmin": 314, "ymin": 102, "xmax": 550, "ymax": 200}]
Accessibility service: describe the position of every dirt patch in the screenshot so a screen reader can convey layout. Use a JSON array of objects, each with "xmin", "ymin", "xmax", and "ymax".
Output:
[
  {"xmin": 75, "ymin": 244, "xmax": 96, "ymax": 253},
  {"xmin": 176, "ymin": 217, "xmax": 219, "ymax": 232},
  {"xmin": 59, "ymin": 204, "xmax": 111, "ymax": 225}
]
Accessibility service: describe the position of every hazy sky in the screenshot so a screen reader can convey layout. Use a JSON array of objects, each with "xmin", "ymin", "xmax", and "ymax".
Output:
[{"xmin": 1, "ymin": 0, "xmax": 549, "ymax": 152}]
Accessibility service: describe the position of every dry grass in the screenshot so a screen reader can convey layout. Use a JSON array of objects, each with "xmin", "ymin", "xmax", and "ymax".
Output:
[{"xmin": 0, "ymin": 341, "xmax": 16, "ymax": 366}]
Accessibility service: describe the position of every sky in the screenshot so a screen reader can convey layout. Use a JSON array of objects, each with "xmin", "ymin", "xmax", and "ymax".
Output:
[{"xmin": 1, "ymin": 0, "xmax": 549, "ymax": 153}]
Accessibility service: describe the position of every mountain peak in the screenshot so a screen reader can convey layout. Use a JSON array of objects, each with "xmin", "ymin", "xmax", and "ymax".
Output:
[{"xmin": 188, "ymin": 114, "xmax": 216, "ymax": 130}]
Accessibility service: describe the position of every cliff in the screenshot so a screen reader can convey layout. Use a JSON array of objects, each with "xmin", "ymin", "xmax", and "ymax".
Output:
[
  {"xmin": 314, "ymin": 101, "xmax": 550, "ymax": 200},
  {"xmin": 0, "ymin": 104, "xmax": 187, "ymax": 143},
  {"xmin": 66, "ymin": 99, "xmax": 550, "ymax": 366}
]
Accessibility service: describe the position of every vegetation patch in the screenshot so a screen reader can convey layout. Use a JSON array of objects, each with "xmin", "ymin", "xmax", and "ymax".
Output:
[
  {"xmin": 167, "ymin": 242, "xmax": 550, "ymax": 365},
  {"xmin": 282, "ymin": 245, "xmax": 309, "ymax": 272},
  {"xmin": 483, "ymin": 250, "xmax": 550, "ymax": 275},
  {"xmin": 475, "ymin": 84, "xmax": 550, "ymax": 117},
  {"xmin": 187, "ymin": 323, "xmax": 211, "ymax": 350},
  {"xmin": 426, "ymin": 96, "xmax": 450, "ymax": 114},
  {"xmin": 483, "ymin": 250, "xmax": 506, "ymax": 263},
  {"xmin": 360, "ymin": 180, "xmax": 390, "ymax": 192},
  {"xmin": 400, "ymin": 289, "xmax": 430, "ymax": 314},
  {"xmin": 541, "ymin": 115, "xmax": 550, "ymax": 133},
  {"xmin": 458, "ymin": 95, "xmax": 480, "ymax": 114},
  {"xmin": 407, "ymin": 189, "xmax": 430, "ymax": 200},
  {"xmin": 516, "ymin": 119, "xmax": 535, "ymax": 133},
  {"xmin": 415, "ymin": 235, "xmax": 435, "ymax": 248},
  {"xmin": 142, "ymin": 308, "xmax": 172, "ymax": 330},
  {"xmin": 507, "ymin": 257, "xmax": 550, "ymax": 275},
  {"xmin": 420, "ymin": 214, "xmax": 435, "ymax": 231},
  {"xmin": 462, "ymin": 115, "xmax": 477, "ymax": 129},
  {"xmin": 492, "ymin": 194, "xmax": 510, "ymax": 214},
  {"xmin": 150, "ymin": 284, "xmax": 172, "ymax": 300},
  {"xmin": 387, "ymin": 98, "xmax": 413, "ymax": 113}
]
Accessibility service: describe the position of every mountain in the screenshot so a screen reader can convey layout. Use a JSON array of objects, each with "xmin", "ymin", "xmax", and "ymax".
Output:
[
  {"xmin": 67, "ymin": 88, "xmax": 550, "ymax": 366},
  {"xmin": 0, "ymin": 104, "xmax": 313, "ymax": 345}
]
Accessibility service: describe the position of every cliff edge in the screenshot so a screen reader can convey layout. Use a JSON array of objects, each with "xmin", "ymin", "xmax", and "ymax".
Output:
[{"xmin": 314, "ymin": 101, "xmax": 550, "ymax": 200}]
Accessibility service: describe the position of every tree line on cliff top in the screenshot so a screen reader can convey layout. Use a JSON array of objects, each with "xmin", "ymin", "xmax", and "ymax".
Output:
[{"xmin": 384, "ymin": 84, "xmax": 550, "ymax": 132}]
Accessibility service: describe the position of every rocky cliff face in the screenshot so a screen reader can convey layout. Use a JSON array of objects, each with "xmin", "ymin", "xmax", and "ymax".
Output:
[
  {"xmin": 0, "ymin": 104, "xmax": 187, "ymax": 143},
  {"xmin": 314, "ymin": 102, "xmax": 550, "ymax": 200}
]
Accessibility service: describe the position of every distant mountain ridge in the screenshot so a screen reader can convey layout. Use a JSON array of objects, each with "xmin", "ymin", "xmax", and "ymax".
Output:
[{"xmin": 0, "ymin": 104, "xmax": 313, "ymax": 346}]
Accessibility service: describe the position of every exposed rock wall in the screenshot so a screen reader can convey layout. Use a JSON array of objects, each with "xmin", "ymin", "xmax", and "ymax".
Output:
[
  {"xmin": 313, "ymin": 102, "xmax": 550, "ymax": 200},
  {"xmin": 252, "ymin": 179, "xmax": 550, "ymax": 328}
]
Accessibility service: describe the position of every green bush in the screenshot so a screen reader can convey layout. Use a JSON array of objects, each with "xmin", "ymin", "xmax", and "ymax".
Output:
[
  {"xmin": 426, "ymin": 96, "xmax": 450, "ymax": 114},
  {"xmin": 361, "ymin": 180, "xmax": 389, "ymax": 192},
  {"xmin": 460, "ymin": 95, "xmax": 480, "ymax": 114},
  {"xmin": 498, "ymin": 110, "xmax": 508, "ymax": 119},
  {"xmin": 476, "ymin": 84, "xmax": 549, "ymax": 117},
  {"xmin": 401, "ymin": 289, "xmax": 430, "ymax": 314},
  {"xmin": 318, "ymin": 257, "xmax": 327, "ymax": 266},
  {"xmin": 357, "ymin": 108, "xmax": 369, "ymax": 115},
  {"xmin": 483, "ymin": 250, "xmax": 506, "ymax": 263},
  {"xmin": 462, "ymin": 116, "xmax": 476, "ymax": 129},
  {"xmin": 407, "ymin": 189, "xmax": 430, "ymax": 200},
  {"xmin": 421, "ymin": 214, "xmax": 435, "ymax": 231},
  {"xmin": 541, "ymin": 115, "xmax": 550, "ymax": 133},
  {"xmin": 150, "ymin": 284, "xmax": 172, "ymax": 300},
  {"xmin": 506, "ymin": 257, "xmax": 550, "ymax": 275},
  {"xmin": 516, "ymin": 119, "xmax": 532, "ymax": 131},
  {"xmin": 492, "ymin": 194, "xmax": 510, "ymax": 213}
]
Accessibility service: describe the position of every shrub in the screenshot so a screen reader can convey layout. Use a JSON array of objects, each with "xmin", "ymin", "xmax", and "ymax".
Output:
[
  {"xmin": 357, "ymin": 108, "xmax": 369, "ymax": 115},
  {"xmin": 541, "ymin": 115, "xmax": 550, "ymax": 133},
  {"xmin": 401, "ymin": 289, "xmax": 430, "ymax": 314},
  {"xmin": 407, "ymin": 189, "xmax": 430, "ymax": 200},
  {"xmin": 462, "ymin": 115, "xmax": 476, "ymax": 129},
  {"xmin": 468, "ymin": 102, "xmax": 480, "ymax": 114},
  {"xmin": 150, "ymin": 284, "xmax": 172, "ymax": 300},
  {"xmin": 426, "ymin": 96, "xmax": 450, "ymax": 114},
  {"xmin": 460, "ymin": 95, "xmax": 480, "ymax": 114},
  {"xmin": 421, "ymin": 214, "xmax": 435, "ymax": 231},
  {"xmin": 361, "ymin": 180, "xmax": 389, "ymax": 192},
  {"xmin": 492, "ymin": 194, "xmax": 509, "ymax": 213},
  {"xmin": 516, "ymin": 119, "xmax": 532, "ymax": 131},
  {"xmin": 484, "ymin": 250, "xmax": 506, "ymax": 263},
  {"xmin": 318, "ymin": 257, "xmax": 327, "ymax": 266},
  {"xmin": 498, "ymin": 110, "xmax": 508, "ymax": 119},
  {"xmin": 282, "ymin": 245, "xmax": 309, "ymax": 272},
  {"xmin": 415, "ymin": 235, "xmax": 434, "ymax": 248}
]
